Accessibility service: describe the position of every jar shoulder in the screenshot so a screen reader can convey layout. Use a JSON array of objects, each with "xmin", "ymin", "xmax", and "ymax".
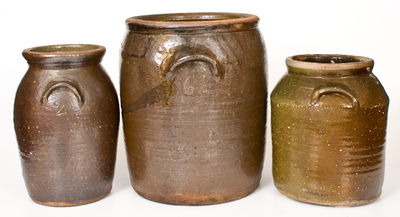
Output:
[
  {"xmin": 14, "ymin": 65, "xmax": 118, "ymax": 114},
  {"xmin": 271, "ymin": 72, "xmax": 389, "ymax": 108},
  {"xmin": 121, "ymin": 29, "xmax": 265, "ymax": 66}
]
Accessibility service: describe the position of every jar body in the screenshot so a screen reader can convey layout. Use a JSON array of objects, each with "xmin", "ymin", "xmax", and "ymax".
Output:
[
  {"xmin": 121, "ymin": 15, "xmax": 267, "ymax": 205},
  {"xmin": 14, "ymin": 47, "xmax": 119, "ymax": 206},
  {"xmin": 271, "ymin": 56, "xmax": 389, "ymax": 206}
]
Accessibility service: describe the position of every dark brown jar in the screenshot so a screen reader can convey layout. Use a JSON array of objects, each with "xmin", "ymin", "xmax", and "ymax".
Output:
[
  {"xmin": 271, "ymin": 54, "xmax": 389, "ymax": 206},
  {"xmin": 120, "ymin": 13, "xmax": 267, "ymax": 205},
  {"xmin": 14, "ymin": 44, "xmax": 120, "ymax": 206}
]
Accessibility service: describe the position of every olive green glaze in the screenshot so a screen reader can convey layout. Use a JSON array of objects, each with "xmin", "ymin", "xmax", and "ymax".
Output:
[
  {"xmin": 120, "ymin": 13, "xmax": 267, "ymax": 205},
  {"xmin": 271, "ymin": 54, "xmax": 389, "ymax": 206},
  {"xmin": 14, "ymin": 44, "xmax": 119, "ymax": 206}
]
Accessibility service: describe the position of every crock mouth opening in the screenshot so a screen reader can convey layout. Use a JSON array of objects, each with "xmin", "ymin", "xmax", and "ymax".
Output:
[
  {"xmin": 23, "ymin": 44, "xmax": 105, "ymax": 66},
  {"xmin": 24, "ymin": 44, "xmax": 104, "ymax": 56},
  {"xmin": 286, "ymin": 54, "xmax": 374, "ymax": 76},
  {"xmin": 125, "ymin": 12, "xmax": 259, "ymax": 31}
]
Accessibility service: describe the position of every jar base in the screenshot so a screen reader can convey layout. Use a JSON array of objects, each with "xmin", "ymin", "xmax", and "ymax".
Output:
[
  {"xmin": 275, "ymin": 186, "xmax": 381, "ymax": 207},
  {"xmin": 30, "ymin": 186, "xmax": 112, "ymax": 207},
  {"xmin": 133, "ymin": 183, "xmax": 259, "ymax": 205}
]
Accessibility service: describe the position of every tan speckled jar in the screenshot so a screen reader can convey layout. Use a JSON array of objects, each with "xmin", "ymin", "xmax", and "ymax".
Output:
[{"xmin": 271, "ymin": 54, "xmax": 389, "ymax": 206}]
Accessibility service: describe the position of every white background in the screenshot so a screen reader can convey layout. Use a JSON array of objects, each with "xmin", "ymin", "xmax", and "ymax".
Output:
[{"xmin": 1, "ymin": 0, "xmax": 399, "ymax": 216}]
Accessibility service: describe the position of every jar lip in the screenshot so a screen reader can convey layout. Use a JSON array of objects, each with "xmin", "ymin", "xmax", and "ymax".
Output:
[
  {"xmin": 125, "ymin": 12, "xmax": 259, "ymax": 32},
  {"xmin": 286, "ymin": 54, "xmax": 374, "ymax": 76},
  {"xmin": 23, "ymin": 44, "xmax": 105, "ymax": 66}
]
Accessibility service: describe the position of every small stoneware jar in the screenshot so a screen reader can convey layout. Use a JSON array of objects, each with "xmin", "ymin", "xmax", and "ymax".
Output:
[
  {"xmin": 271, "ymin": 54, "xmax": 389, "ymax": 206},
  {"xmin": 14, "ymin": 44, "xmax": 119, "ymax": 206},
  {"xmin": 120, "ymin": 13, "xmax": 267, "ymax": 205}
]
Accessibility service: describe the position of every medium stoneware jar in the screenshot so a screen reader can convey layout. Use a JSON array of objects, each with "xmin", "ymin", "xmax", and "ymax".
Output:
[
  {"xmin": 14, "ymin": 44, "xmax": 119, "ymax": 206},
  {"xmin": 120, "ymin": 13, "xmax": 267, "ymax": 205},
  {"xmin": 271, "ymin": 54, "xmax": 389, "ymax": 206}
]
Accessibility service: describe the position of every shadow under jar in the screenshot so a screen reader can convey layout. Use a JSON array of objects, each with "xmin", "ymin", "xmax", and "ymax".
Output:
[
  {"xmin": 271, "ymin": 54, "xmax": 389, "ymax": 206},
  {"xmin": 14, "ymin": 44, "xmax": 120, "ymax": 206},
  {"xmin": 120, "ymin": 13, "xmax": 267, "ymax": 205}
]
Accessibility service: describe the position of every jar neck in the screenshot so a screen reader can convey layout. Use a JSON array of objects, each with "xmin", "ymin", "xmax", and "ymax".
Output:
[
  {"xmin": 23, "ymin": 44, "xmax": 105, "ymax": 69},
  {"xmin": 286, "ymin": 54, "xmax": 374, "ymax": 76}
]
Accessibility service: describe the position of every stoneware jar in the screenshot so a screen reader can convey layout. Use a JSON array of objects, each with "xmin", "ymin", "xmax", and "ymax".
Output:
[
  {"xmin": 14, "ymin": 44, "xmax": 120, "ymax": 206},
  {"xmin": 271, "ymin": 54, "xmax": 389, "ymax": 206},
  {"xmin": 120, "ymin": 13, "xmax": 267, "ymax": 205}
]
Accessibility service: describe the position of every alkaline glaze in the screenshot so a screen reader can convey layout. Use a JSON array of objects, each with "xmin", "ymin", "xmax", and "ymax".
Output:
[
  {"xmin": 121, "ymin": 13, "xmax": 267, "ymax": 205},
  {"xmin": 14, "ymin": 44, "xmax": 120, "ymax": 206},
  {"xmin": 271, "ymin": 54, "xmax": 389, "ymax": 206}
]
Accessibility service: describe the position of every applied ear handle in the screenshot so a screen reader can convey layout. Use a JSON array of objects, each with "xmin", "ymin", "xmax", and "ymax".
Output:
[
  {"xmin": 41, "ymin": 81, "xmax": 83, "ymax": 106},
  {"xmin": 160, "ymin": 46, "xmax": 224, "ymax": 82},
  {"xmin": 311, "ymin": 83, "xmax": 359, "ymax": 108}
]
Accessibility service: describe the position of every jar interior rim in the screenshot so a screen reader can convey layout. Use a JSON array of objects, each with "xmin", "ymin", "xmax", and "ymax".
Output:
[
  {"xmin": 130, "ymin": 13, "xmax": 255, "ymax": 22},
  {"xmin": 292, "ymin": 55, "xmax": 365, "ymax": 64},
  {"xmin": 27, "ymin": 44, "xmax": 103, "ymax": 54}
]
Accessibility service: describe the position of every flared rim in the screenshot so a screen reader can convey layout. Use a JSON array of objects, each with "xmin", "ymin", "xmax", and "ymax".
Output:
[
  {"xmin": 23, "ymin": 44, "xmax": 105, "ymax": 66},
  {"xmin": 126, "ymin": 12, "xmax": 259, "ymax": 32},
  {"xmin": 286, "ymin": 54, "xmax": 374, "ymax": 76},
  {"xmin": 23, "ymin": 44, "xmax": 105, "ymax": 58}
]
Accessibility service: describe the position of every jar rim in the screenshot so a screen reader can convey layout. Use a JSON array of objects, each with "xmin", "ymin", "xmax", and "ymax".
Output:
[
  {"xmin": 125, "ymin": 12, "xmax": 259, "ymax": 32},
  {"xmin": 286, "ymin": 54, "xmax": 374, "ymax": 76},
  {"xmin": 23, "ymin": 44, "xmax": 105, "ymax": 66}
]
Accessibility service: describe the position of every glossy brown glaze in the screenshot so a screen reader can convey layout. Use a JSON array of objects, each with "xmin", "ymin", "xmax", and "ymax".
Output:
[
  {"xmin": 271, "ymin": 54, "xmax": 389, "ymax": 206},
  {"xmin": 121, "ymin": 13, "xmax": 267, "ymax": 205},
  {"xmin": 14, "ymin": 44, "xmax": 120, "ymax": 206}
]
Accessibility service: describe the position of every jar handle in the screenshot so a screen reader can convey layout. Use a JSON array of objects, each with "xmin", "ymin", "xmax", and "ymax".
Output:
[
  {"xmin": 41, "ymin": 81, "xmax": 83, "ymax": 106},
  {"xmin": 310, "ymin": 83, "xmax": 359, "ymax": 108},
  {"xmin": 160, "ymin": 47, "xmax": 224, "ymax": 82}
]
